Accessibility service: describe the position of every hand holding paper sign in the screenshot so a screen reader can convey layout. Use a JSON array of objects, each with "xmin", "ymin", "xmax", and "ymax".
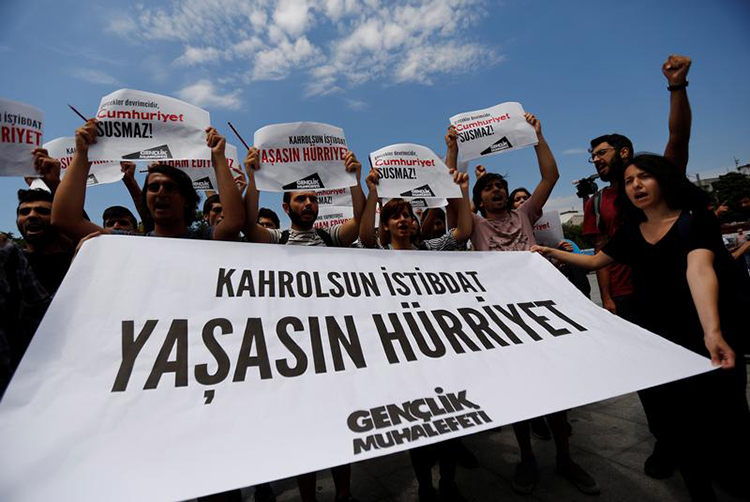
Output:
[
  {"xmin": 449, "ymin": 102, "xmax": 538, "ymax": 162},
  {"xmin": 75, "ymin": 118, "xmax": 98, "ymax": 154}
]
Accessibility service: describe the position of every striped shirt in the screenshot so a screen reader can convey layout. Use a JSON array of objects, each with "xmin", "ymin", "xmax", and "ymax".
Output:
[{"xmin": 269, "ymin": 225, "xmax": 343, "ymax": 247}]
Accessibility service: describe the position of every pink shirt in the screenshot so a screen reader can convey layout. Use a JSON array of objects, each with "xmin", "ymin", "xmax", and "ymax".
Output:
[{"xmin": 470, "ymin": 202, "xmax": 542, "ymax": 252}]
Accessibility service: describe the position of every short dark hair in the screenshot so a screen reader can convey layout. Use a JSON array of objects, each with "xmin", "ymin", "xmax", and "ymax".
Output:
[
  {"xmin": 616, "ymin": 154, "xmax": 709, "ymax": 223},
  {"xmin": 472, "ymin": 173, "xmax": 508, "ymax": 217},
  {"xmin": 142, "ymin": 164, "xmax": 199, "ymax": 225},
  {"xmin": 590, "ymin": 134, "xmax": 634, "ymax": 161},
  {"xmin": 202, "ymin": 194, "xmax": 221, "ymax": 216},
  {"xmin": 283, "ymin": 192, "xmax": 292, "ymax": 205},
  {"xmin": 102, "ymin": 206, "xmax": 137, "ymax": 228},
  {"xmin": 258, "ymin": 207, "xmax": 280, "ymax": 228},
  {"xmin": 379, "ymin": 198, "xmax": 416, "ymax": 246},
  {"xmin": 17, "ymin": 189, "xmax": 53, "ymax": 215}
]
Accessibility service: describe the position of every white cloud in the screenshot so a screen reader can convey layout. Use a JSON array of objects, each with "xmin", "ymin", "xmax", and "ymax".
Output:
[
  {"xmin": 71, "ymin": 68, "xmax": 121, "ymax": 86},
  {"xmin": 108, "ymin": 0, "xmax": 502, "ymax": 95},
  {"xmin": 562, "ymin": 148, "xmax": 588, "ymax": 155},
  {"xmin": 345, "ymin": 98, "xmax": 368, "ymax": 111},
  {"xmin": 175, "ymin": 46, "xmax": 222, "ymax": 66},
  {"xmin": 176, "ymin": 80, "xmax": 242, "ymax": 110},
  {"xmin": 273, "ymin": 0, "xmax": 312, "ymax": 36}
]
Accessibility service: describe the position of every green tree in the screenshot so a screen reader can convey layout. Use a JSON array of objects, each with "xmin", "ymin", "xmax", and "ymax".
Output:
[{"xmin": 711, "ymin": 171, "xmax": 750, "ymax": 222}]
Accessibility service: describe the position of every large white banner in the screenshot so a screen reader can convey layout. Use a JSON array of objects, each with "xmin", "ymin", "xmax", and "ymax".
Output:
[
  {"xmin": 44, "ymin": 137, "xmax": 123, "ymax": 187},
  {"xmin": 253, "ymin": 122, "xmax": 354, "ymax": 192},
  {"xmin": 369, "ymin": 144, "xmax": 461, "ymax": 199},
  {"xmin": 532, "ymin": 210, "xmax": 565, "ymax": 247},
  {"xmin": 314, "ymin": 205, "xmax": 354, "ymax": 231},
  {"xmin": 0, "ymin": 98, "xmax": 44, "ymax": 177},
  {"xmin": 450, "ymin": 102, "xmax": 538, "ymax": 163},
  {"xmin": 161, "ymin": 143, "xmax": 242, "ymax": 192},
  {"xmin": 87, "ymin": 89, "xmax": 211, "ymax": 162},
  {"xmin": 0, "ymin": 237, "xmax": 712, "ymax": 502}
]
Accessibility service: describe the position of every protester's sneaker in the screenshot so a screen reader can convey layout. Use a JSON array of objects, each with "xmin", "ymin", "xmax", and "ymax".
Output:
[
  {"xmin": 512, "ymin": 459, "xmax": 537, "ymax": 495},
  {"xmin": 643, "ymin": 441, "xmax": 675, "ymax": 479},
  {"xmin": 438, "ymin": 481, "xmax": 466, "ymax": 502},
  {"xmin": 530, "ymin": 417, "xmax": 552, "ymax": 441},
  {"xmin": 417, "ymin": 486, "xmax": 439, "ymax": 502},
  {"xmin": 254, "ymin": 483, "xmax": 275, "ymax": 502},
  {"xmin": 454, "ymin": 440, "xmax": 479, "ymax": 468},
  {"xmin": 556, "ymin": 459, "xmax": 600, "ymax": 495}
]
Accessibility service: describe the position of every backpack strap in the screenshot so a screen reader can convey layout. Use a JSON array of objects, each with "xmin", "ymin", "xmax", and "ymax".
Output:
[
  {"xmin": 315, "ymin": 228, "xmax": 334, "ymax": 247},
  {"xmin": 593, "ymin": 189, "xmax": 604, "ymax": 232}
]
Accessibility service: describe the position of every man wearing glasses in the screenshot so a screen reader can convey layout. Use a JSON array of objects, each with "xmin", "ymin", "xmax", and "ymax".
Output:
[{"xmin": 582, "ymin": 54, "xmax": 692, "ymax": 481}]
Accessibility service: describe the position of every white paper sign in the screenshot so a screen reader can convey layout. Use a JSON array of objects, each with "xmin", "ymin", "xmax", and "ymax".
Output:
[
  {"xmin": 44, "ymin": 137, "xmax": 123, "ymax": 187},
  {"xmin": 533, "ymin": 210, "xmax": 565, "ymax": 246},
  {"xmin": 254, "ymin": 122, "xmax": 354, "ymax": 192},
  {"xmin": 0, "ymin": 236, "xmax": 713, "ymax": 502},
  {"xmin": 161, "ymin": 143, "xmax": 242, "ymax": 192},
  {"xmin": 314, "ymin": 205, "xmax": 354, "ymax": 230},
  {"xmin": 0, "ymin": 98, "xmax": 44, "ymax": 177},
  {"xmin": 450, "ymin": 102, "xmax": 538, "ymax": 162},
  {"xmin": 87, "ymin": 89, "xmax": 211, "ymax": 162},
  {"xmin": 315, "ymin": 188, "xmax": 352, "ymax": 207},
  {"xmin": 369, "ymin": 144, "xmax": 461, "ymax": 199}
]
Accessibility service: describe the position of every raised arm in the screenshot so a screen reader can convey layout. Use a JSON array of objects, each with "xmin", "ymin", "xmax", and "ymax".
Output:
[
  {"xmin": 241, "ymin": 147, "xmax": 272, "ymax": 243},
  {"xmin": 449, "ymin": 170, "xmax": 473, "ymax": 242},
  {"xmin": 443, "ymin": 125, "xmax": 461, "ymax": 228},
  {"xmin": 686, "ymin": 249, "xmax": 735, "ymax": 368},
  {"xmin": 524, "ymin": 113, "xmax": 560, "ymax": 216},
  {"xmin": 206, "ymin": 127, "xmax": 245, "ymax": 241},
  {"xmin": 531, "ymin": 245, "xmax": 614, "ymax": 271},
  {"xmin": 661, "ymin": 54, "xmax": 692, "ymax": 173},
  {"xmin": 120, "ymin": 162, "xmax": 150, "ymax": 225},
  {"xmin": 51, "ymin": 119, "xmax": 106, "ymax": 240},
  {"xmin": 337, "ymin": 152, "xmax": 365, "ymax": 246},
  {"xmin": 359, "ymin": 169, "xmax": 380, "ymax": 248}
]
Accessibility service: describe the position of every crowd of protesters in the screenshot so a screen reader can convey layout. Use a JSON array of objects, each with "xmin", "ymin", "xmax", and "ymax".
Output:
[{"xmin": 1, "ymin": 54, "xmax": 748, "ymax": 502}]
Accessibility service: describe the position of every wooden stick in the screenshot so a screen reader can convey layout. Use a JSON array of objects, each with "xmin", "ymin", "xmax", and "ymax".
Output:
[
  {"xmin": 227, "ymin": 121, "xmax": 250, "ymax": 150},
  {"xmin": 68, "ymin": 104, "xmax": 88, "ymax": 122}
]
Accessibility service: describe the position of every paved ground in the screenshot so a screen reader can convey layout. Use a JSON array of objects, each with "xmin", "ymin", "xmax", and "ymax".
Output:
[{"xmin": 196, "ymin": 275, "xmax": 749, "ymax": 502}]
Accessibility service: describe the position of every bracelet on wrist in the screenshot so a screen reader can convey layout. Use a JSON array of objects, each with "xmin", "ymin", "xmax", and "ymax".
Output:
[{"xmin": 667, "ymin": 80, "xmax": 688, "ymax": 91}]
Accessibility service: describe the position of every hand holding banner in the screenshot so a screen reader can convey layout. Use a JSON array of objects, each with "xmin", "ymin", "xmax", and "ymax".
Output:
[
  {"xmin": 450, "ymin": 102, "xmax": 538, "ymax": 163},
  {"xmin": 368, "ymin": 144, "xmax": 461, "ymax": 199},
  {"xmin": 253, "ymin": 122, "xmax": 355, "ymax": 192},
  {"xmin": 87, "ymin": 89, "xmax": 211, "ymax": 162},
  {"xmin": 0, "ymin": 98, "xmax": 44, "ymax": 177}
]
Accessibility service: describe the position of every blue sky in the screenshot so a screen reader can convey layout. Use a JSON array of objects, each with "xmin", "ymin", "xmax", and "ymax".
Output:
[{"xmin": 1, "ymin": 0, "xmax": 749, "ymax": 234}]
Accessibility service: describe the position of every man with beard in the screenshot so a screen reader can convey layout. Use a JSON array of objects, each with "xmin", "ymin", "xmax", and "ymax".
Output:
[
  {"xmin": 16, "ymin": 188, "xmax": 74, "ymax": 296},
  {"xmin": 242, "ymin": 147, "xmax": 365, "ymax": 248},
  {"xmin": 582, "ymin": 54, "xmax": 692, "ymax": 480},
  {"xmin": 241, "ymin": 146, "xmax": 364, "ymax": 502}
]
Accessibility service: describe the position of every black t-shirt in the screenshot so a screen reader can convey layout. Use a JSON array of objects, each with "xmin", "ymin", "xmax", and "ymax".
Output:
[
  {"xmin": 602, "ymin": 210, "xmax": 742, "ymax": 355},
  {"xmin": 23, "ymin": 250, "xmax": 74, "ymax": 296}
]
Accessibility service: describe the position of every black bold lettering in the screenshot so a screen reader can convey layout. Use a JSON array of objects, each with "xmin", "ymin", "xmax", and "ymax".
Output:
[
  {"xmin": 112, "ymin": 320, "xmax": 158, "ymax": 392},
  {"xmin": 195, "ymin": 318, "xmax": 232, "ymax": 385},
  {"xmin": 144, "ymin": 319, "xmax": 188, "ymax": 389}
]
